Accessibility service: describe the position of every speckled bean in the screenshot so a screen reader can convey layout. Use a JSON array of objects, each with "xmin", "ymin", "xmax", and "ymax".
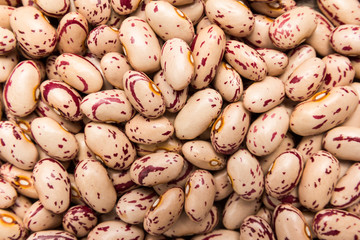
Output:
[
  {"xmin": 0, "ymin": 51, "xmax": 18, "ymax": 83},
  {"xmin": 290, "ymin": 86, "xmax": 358, "ymax": 136},
  {"xmin": 107, "ymin": 168, "xmax": 137, "ymax": 196},
  {"xmin": 213, "ymin": 168, "xmax": 233, "ymax": 202},
  {"xmin": 193, "ymin": 229, "xmax": 240, "ymax": 240},
  {"xmin": 177, "ymin": 0, "xmax": 204, "ymax": 25},
  {"xmin": 62, "ymin": 205, "xmax": 98, "ymax": 237},
  {"xmin": 0, "ymin": 209, "xmax": 27, "ymax": 240},
  {"xmin": 74, "ymin": 159, "xmax": 117, "ymax": 213},
  {"xmin": 225, "ymin": 40, "xmax": 267, "ymax": 81},
  {"xmin": 9, "ymin": 194, "xmax": 32, "ymax": 220},
  {"xmin": 249, "ymin": 0, "xmax": 296, "ymax": 18},
  {"xmin": 313, "ymin": 208, "xmax": 360, "ymax": 239},
  {"xmin": 243, "ymin": 76, "xmax": 285, "ymax": 113},
  {"xmin": 317, "ymin": 0, "xmax": 360, "ymax": 26},
  {"xmin": 227, "ymin": 149, "xmax": 264, "ymax": 201},
  {"xmin": 342, "ymin": 82, "xmax": 360, "ymax": 127},
  {"xmin": 55, "ymin": 53, "xmax": 103, "ymax": 93},
  {"xmin": 10, "ymin": 6, "xmax": 57, "ymax": 58},
  {"xmin": 84, "ymin": 122, "xmax": 136, "ymax": 170},
  {"xmin": 36, "ymin": 0, "xmax": 69, "ymax": 17},
  {"xmin": 0, "ymin": 27, "xmax": 16, "ymax": 55},
  {"xmin": 73, "ymin": 0, "xmax": 110, "ymax": 26},
  {"xmin": 298, "ymin": 150, "xmax": 340, "ymax": 211},
  {"xmin": 135, "ymin": 135, "xmax": 182, "ymax": 157},
  {"xmin": 212, "ymin": 62, "xmax": 243, "ymax": 103},
  {"xmin": 119, "ymin": 17, "xmax": 161, "ymax": 73},
  {"xmin": 87, "ymin": 220, "xmax": 145, "ymax": 240},
  {"xmin": 0, "ymin": 121, "xmax": 38, "ymax": 170},
  {"xmin": 245, "ymin": 14, "xmax": 276, "ymax": 49},
  {"xmin": 240, "ymin": 215, "xmax": 275, "ymax": 240},
  {"xmin": 23, "ymin": 200, "xmax": 62, "ymax": 231},
  {"xmin": 257, "ymin": 48, "xmax": 289, "ymax": 77},
  {"xmin": 174, "ymin": 88, "xmax": 222, "ymax": 139},
  {"xmin": 273, "ymin": 204, "xmax": 312, "ymax": 240},
  {"xmin": 32, "ymin": 158, "xmax": 70, "ymax": 214},
  {"xmin": 111, "ymin": 0, "xmax": 141, "ymax": 15},
  {"xmin": 246, "ymin": 105, "xmax": 289, "ymax": 156},
  {"xmin": 0, "ymin": 177, "xmax": 17, "ymax": 208},
  {"xmin": 87, "ymin": 25, "xmax": 121, "ymax": 58},
  {"xmin": 296, "ymin": 133, "xmax": 323, "ymax": 162},
  {"xmin": 27, "ymin": 230, "xmax": 78, "ymax": 240},
  {"xmin": 0, "ymin": 5, "xmax": 15, "ymax": 30},
  {"xmin": 262, "ymin": 186, "xmax": 301, "ymax": 210},
  {"xmin": 100, "ymin": 52, "xmax": 132, "ymax": 89},
  {"xmin": 190, "ymin": 24, "xmax": 226, "ymax": 89}
]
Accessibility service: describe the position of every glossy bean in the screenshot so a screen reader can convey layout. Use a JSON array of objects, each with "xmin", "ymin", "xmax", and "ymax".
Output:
[
  {"xmin": 87, "ymin": 220, "xmax": 145, "ymax": 240},
  {"xmin": 87, "ymin": 25, "xmax": 122, "ymax": 58},
  {"xmin": 296, "ymin": 133, "xmax": 323, "ymax": 162},
  {"xmin": 111, "ymin": 0, "xmax": 141, "ymax": 15},
  {"xmin": 257, "ymin": 48, "xmax": 289, "ymax": 77},
  {"xmin": 0, "ymin": 51, "xmax": 19, "ymax": 83},
  {"xmin": 107, "ymin": 168, "xmax": 137, "ymax": 196},
  {"xmin": 100, "ymin": 52, "xmax": 132, "ymax": 89},
  {"xmin": 240, "ymin": 215, "xmax": 275, "ymax": 240},
  {"xmin": 73, "ymin": 0, "xmax": 110, "ymax": 26},
  {"xmin": 0, "ymin": 209, "xmax": 27, "ymax": 240},
  {"xmin": 9, "ymin": 194, "xmax": 32, "ymax": 220},
  {"xmin": 36, "ymin": 0, "xmax": 69, "ymax": 18},
  {"xmin": 317, "ymin": 0, "xmax": 360, "ymax": 26},
  {"xmin": 213, "ymin": 168, "xmax": 233, "ymax": 201},
  {"xmin": 62, "ymin": 205, "xmax": 98, "ymax": 237},
  {"xmin": 0, "ymin": 5, "xmax": 15, "ymax": 30},
  {"xmin": 177, "ymin": 0, "xmax": 204, "ymax": 25}
]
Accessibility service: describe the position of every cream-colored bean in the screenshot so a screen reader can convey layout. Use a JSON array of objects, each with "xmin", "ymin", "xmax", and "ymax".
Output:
[
  {"xmin": 262, "ymin": 186, "xmax": 301, "ymax": 210},
  {"xmin": 193, "ymin": 229, "xmax": 240, "ymax": 240},
  {"xmin": 212, "ymin": 62, "xmax": 243, "ymax": 103},
  {"xmin": 136, "ymin": 135, "xmax": 182, "ymax": 157},
  {"xmin": 174, "ymin": 88, "xmax": 222, "ymax": 139},
  {"xmin": 257, "ymin": 48, "xmax": 289, "ymax": 77},
  {"xmin": 68, "ymin": 174, "xmax": 85, "ymax": 205},
  {"xmin": 222, "ymin": 193, "xmax": 261, "ymax": 230},
  {"xmin": 75, "ymin": 159, "xmax": 117, "ymax": 213},
  {"xmin": 351, "ymin": 57, "xmax": 360, "ymax": 79},
  {"xmin": 0, "ymin": 5, "xmax": 15, "ymax": 30},
  {"xmin": 119, "ymin": 17, "xmax": 161, "ymax": 73},
  {"xmin": 296, "ymin": 133, "xmax": 323, "ymax": 162},
  {"xmin": 23, "ymin": 200, "xmax": 62, "ymax": 231},
  {"xmin": 196, "ymin": 16, "xmax": 212, "ymax": 33},
  {"xmin": 27, "ymin": 230, "xmax": 77, "ymax": 240},
  {"xmin": 249, "ymin": 0, "xmax": 296, "ymax": 18},
  {"xmin": 9, "ymin": 194, "xmax": 32, "ymax": 220},
  {"xmin": 73, "ymin": 0, "xmax": 110, "ymax": 26},
  {"xmin": 342, "ymin": 82, "xmax": 360, "ymax": 127},
  {"xmin": 107, "ymin": 8, "xmax": 126, "ymax": 30},
  {"xmin": 0, "ymin": 51, "xmax": 18, "ymax": 83},
  {"xmin": 6, "ymin": 111, "xmax": 38, "ymax": 140},
  {"xmin": 240, "ymin": 215, "xmax": 275, "ymax": 240},
  {"xmin": 0, "ymin": 177, "xmax": 17, "ymax": 208},
  {"xmin": 245, "ymin": 14, "xmax": 277, "ymax": 49},
  {"xmin": 213, "ymin": 168, "xmax": 233, "ymax": 201},
  {"xmin": 84, "ymin": 122, "xmax": 136, "ymax": 170},
  {"xmin": 62, "ymin": 205, "xmax": 98, "ymax": 238},
  {"xmin": 256, "ymin": 207, "xmax": 272, "ymax": 225},
  {"xmin": 107, "ymin": 168, "xmax": 137, "ymax": 196},
  {"xmin": 243, "ymin": 76, "xmax": 285, "ymax": 113},
  {"xmin": 331, "ymin": 25, "xmax": 360, "ymax": 56},
  {"xmin": 177, "ymin": 0, "xmax": 204, "ymax": 25},
  {"xmin": 0, "ymin": 209, "xmax": 27, "ymax": 240},
  {"xmin": 163, "ymin": 0, "xmax": 194, "ymax": 6},
  {"xmin": 313, "ymin": 209, "xmax": 360, "ymax": 239},
  {"xmin": 246, "ymin": 105, "xmax": 289, "ymax": 156},
  {"xmin": 317, "ymin": 0, "xmax": 360, "ymax": 26},
  {"xmin": 88, "ymin": 220, "xmax": 145, "ymax": 240},
  {"xmin": 144, "ymin": 187, "xmax": 184, "ymax": 235},
  {"xmin": 0, "ymin": 27, "xmax": 16, "ymax": 55},
  {"xmin": 87, "ymin": 25, "xmax": 122, "ymax": 58},
  {"xmin": 36, "ymin": 0, "xmax": 69, "ymax": 17},
  {"xmin": 273, "ymin": 204, "xmax": 312, "ymax": 240},
  {"xmin": 191, "ymin": 24, "xmax": 226, "ymax": 89},
  {"xmin": 111, "ymin": 0, "xmax": 141, "ymax": 15},
  {"xmin": 10, "ymin": 6, "xmax": 57, "ymax": 58},
  {"xmin": 225, "ymin": 40, "xmax": 268, "ymax": 81},
  {"xmin": 32, "ymin": 158, "xmax": 70, "ymax": 214},
  {"xmin": 348, "ymin": 202, "xmax": 360, "ymax": 217},
  {"xmin": 298, "ymin": 150, "xmax": 340, "ymax": 212},
  {"xmin": 130, "ymin": 152, "xmax": 185, "ymax": 186},
  {"xmin": 290, "ymin": 86, "xmax": 358, "ymax": 136},
  {"xmin": 227, "ymin": 149, "xmax": 264, "ymax": 201}
]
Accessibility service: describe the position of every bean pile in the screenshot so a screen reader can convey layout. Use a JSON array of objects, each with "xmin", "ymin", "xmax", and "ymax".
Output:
[{"xmin": 0, "ymin": 0, "xmax": 360, "ymax": 239}]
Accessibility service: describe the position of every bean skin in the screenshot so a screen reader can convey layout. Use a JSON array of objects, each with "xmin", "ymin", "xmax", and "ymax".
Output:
[
  {"xmin": 0, "ymin": 209, "xmax": 28, "ymax": 240},
  {"xmin": 62, "ymin": 205, "xmax": 98, "ymax": 238}
]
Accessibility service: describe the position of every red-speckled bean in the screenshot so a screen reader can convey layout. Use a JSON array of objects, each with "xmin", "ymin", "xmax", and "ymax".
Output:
[
  {"xmin": 193, "ymin": 229, "xmax": 240, "ymax": 240},
  {"xmin": 0, "ymin": 51, "xmax": 19, "ymax": 83},
  {"xmin": 177, "ymin": 0, "xmax": 204, "ymax": 25},
  {"xmin": 111, "ymin": 0, "xmax": 141, "ymax": 15},
  {"xmin": 184, "ymin": 169, "xmax": 215, "ymax": 222},
  {"xmin": 0, "ymin": 27, "xmax": 16, "ymax": 55},
  {"xmin": 23, "ymin": 200, "xmax": 62, "ymax": 231},
  {"xmin": 174, "ymin": 88, "xmax": 222, "ymax": 139},
  {"xmin": 31, "ymin": 117, "xmax": 79, "ymax": 161},
  {"xmin": 32, "ymin": 158, "xmax": 70, "ymax": 214},
  {"xmin": 245, "ymin": 14, "xmax": 276, "ymax": 49},
  {"xmin": 262, "ymin": 186, "xmax": 302, "ymax": 210},
  {"xmin": 3, "ymin": 60, "xmax": 40, "ymax": 117},
  {"xmin": 75, "ymin": 159, "xmax": 117, "ymax": 213},
  {"xmin": 73, "ymin": 0, "xmax": 110, "ymax": 26},
  {"xmin": 212, "ymin": 62, "xmax": 243, "ymax": 103},
  {"xmin": 222, "ymin": 193, "xmax": 261, "ymax": 230},
  {"xmin": 296, "ymin": 133, "xmax": 323, "ymax": 162},
  {"xmin": 191, "ymin": 24, "xmax": 226, "ymax": 89},
  {"xmin": 0, "ymin": 209, "xmax": 27, "ymax": 240},
  {"xmin": 62, "ymin": 205, "xmax": 98, "ymax": 238},
  {"xmin": 130, "ymin": 152, "xmax": 184, "ymax": 186},
  {"xmin": 163, "ymin": 206, "xmax": 219, "ymax": 237},
  {"xmin": 243, "ymin": 76, "xmax": 285, "ymax": 113},
  {"xmin": 145, "ymin": 1, "xmax": 194, "ymax": 44},
  {"xmin": 0, "ymin": 121, "xmax": 38, "ymax": 170},
  {"xmin": 119, "ymin": 17, "xmax": 161, "ymax": 73},
  {"xmin": 269, "ymin": 6, "xmax": 317, "ymax": 50},
  {"xmin": 55, "ymin": 53, "xmax": 103, "ymax": 94},
  {"xmin": 87, "ymin": 25, "xmax": 121, "ymax": 58},
  {"xmin": 107, "ymin": 168, "xmax": 137, "ymax": 196},
  {"xmin": 84, "ymin": 122, "xmax": 136, "ymax": 170},
  {"xmin": 10, "ymin": 6, "xmax": 57, "ymax": 58},
  {"xmin": 256, "ymin": 207, "xmax": 273, "ymax": 224},
  {"xmin": 298, "ymin": 150, "xmax": 340, "ymax": 211},
  {"xmin": 144, "ymin": 187, "xmax": 184, "ymax": 235},
  {"xmin": 81, "ymin": 89, "xmax": 134, "ymax": 123},
  {"xmin": 249, "ymin": 0, "xmax": 296, "ymax": 18},
  {"xmin": 257, "ymin": 49, "xmax": 289, "ymax": 77},
  {"xmin": 285, "ymin": 57, "xmax": 326, "ymax": 101},
  {"xmin": 265, "ymin": 149, "xmax": 304, "ymax": 199},
  {"xmin": 213, "ymin": 168, "xmax": 233, "ymax": 201},
  {"xmin": 330, "ymin": 24, "xmax": 360, "ymax": 56},
  {"xmin": 0, "ymin": 177, "xmax": 17, "ymax": 208},
  {"xmin": 0, "ymin": 5, "xmax": 15, "ymax": 30},
  {"xmin": 87, "ymin": 220, "xmax": 145, "ymax": 240},
  {"xmin": 36, "ymin": 0, "xmax": 69, "ymax": 18},
  {"xmin": 317, "ymin": 0, "xmax": 360, "ymax": 26},
  {"xmin": 9, "ymin": 194, "xmax": 32, "ymax": 220},
  {"xmin": 163, "ymin": 0, "xmax": 194, "ymax": 6},
  {"xmin": 182, "ymin": 140, "xmax": 225, "ymax": 170},
  {"xmin": 135, "ymin": 135, "xmax": 182, "ymax": 157},
  {"xmin": 246, "ymin": 105, "xmax": 289, "ymax": 156},
  {"xmin": 227, "ymin": 149, "xmax": 264, "ymax": 201},
  {"xmin": 323, "ymin": 126, "xmax": 360, "ymax": 161},
  {"xmin": 225, "ymin": 40, "xmax": 268, "ymax": 81},
  {"xmin": 123, "ymin": 70, "xmax": 166, "ymax": 118},
  {"xmin": 27, "ymin": 230, "xmax": 78, "ymax": 240},
  {"xmin": 313, "ymin": 208, "xmax": 360, "ymax": 239},
  {"xmin": 342, "ymin": 82, "xmax": 360, "ymax": 127},
  {"xmin": 290, "ymin": 86, "xmax": 358, "ymax": 136},
  {"xmin": 240, "ymin": 215, "xmax": 275, "ymax": 240},
  {"xmin": 273, "ymin": 204, "xmax": 312, "ymax": 240}
]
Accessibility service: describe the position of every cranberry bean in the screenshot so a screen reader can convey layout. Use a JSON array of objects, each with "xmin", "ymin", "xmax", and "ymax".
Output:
[
  {"xmin": 177, "ymin": 0, "xmax": 204, "ymax": 25},
  {"xmin": 257, "ymin": 48, "xmax": 289, "ymax": 77},
  {"xmin": 0, "ymin": 209, "xmax": 27, "ymax": 240},
  {"xmin": 62, "ymin": 205, "xmax": 98, "ymax": 238},
  {"xmin": 27, "ymin": 230, "xmax": 77, "ymax": 240},
  {"xmin": 240, "ymin": 215, "xmax": 275, "ymax": 240},
  {"xmin": 110, "ymin": 0, "xmax": 141, "ymax": 15},
  {"xmin": 249, "ymin": 0, "xmax": 296, "ymax": 18},
  {"xmin": 87, "ymin": 25, "xmax": 122, "ymax": 58},
  {"xmin": 0, "ymin": 51, "xmax": 19, "ymax": 83},
  {"xmin": 36, "ymin": 0, "xmax": 69, "ymax": 18},
  {"xmin": 317, "ymin": 0, "xmax": 360, "ymax": 26},
  {"xmin": 193, "ymin": 229, "xmax": 240, "ymax": 240},
  {"xmin": 213, "ymin": 168, "xmax": 233, "ymax": 201},
  {"xmin": 9, "ymin": 194, "xmax": 32, "ymax": 220},
  {"xmin": 0, "ymin": 5, "xmax": 15, "ymax": 30},
  {"xmin": 73, "ymin": 0, "xmax": 110, "ymax": 26},
  {"xmin": 245, "ymin": 14, "xmax": 277, "ymax": 49},
  {"xmin": 87, "ymin": 220, "xmax": 145, "ymax": 240},
  {"xmin": 296, "ymin": 133, "xmax": 324, "ymax": 162},
  {"xmin": 0, "ymin": 177, "xmax": 17, "ymax": 208}
]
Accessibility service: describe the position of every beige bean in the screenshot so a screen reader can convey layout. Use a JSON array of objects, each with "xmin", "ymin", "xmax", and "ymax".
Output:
[
  {"xmin": 87, "ymin": 25, "xmax": 122, "ymax": 58},
  {"xmin": 243, "ymin": 76, "xmax": 285, "ymax": 113},
  {"xmin": 257, "ymin": 48, "xmax": 289, "ymax": 77},
  {"xmin": 296, "ymin": 133, "xmax": 323, "ymax": 162},
  {"xmin": 196, "ymin": 16, "xmax": 212, "ymax": 33},
  {"xmin": 0, "ymin": 209, "xmax": 27, "ymax": 240},
  {"xmin": 27, "ymin": 230, "xmax": 77, "ymax": 240},
  {"xmin": 0, "ymin": 177, "xmax": 17, "ymax": 208},
  {"xmin": 213, "ymin": 168, "xmax": 233, "ymax": 201},
  {"xmin": 184, "ymin": 169, "xmax": 215, "ymax": 222},
  {"xmin": 119, "ymin": 16, "xmax": 161, "ymax": 73},
  {"xmin": 317, "ymin": 0, "xmax": 360, "ymax": 26},
  {"xmin": 136, "ymin": 135, "xmax": 182, "ymax": 157},
  {"xmin": 347, "ymin": 202, "xmax": 360, "ymax": 217},
  {"xmin": 262, "ymin": 186, "xmax": 301, "ymax": 210},
  {"xmin": 36, "ymin": 0, "xmax": 69, "ymax": 17},
  {"xmin": 193, "ymin": 229, "xmax": 240, "ymax": 240},
  {"xmin": 45, "ymin": 55, "xmax": 61, "ymax": 80},
  {"xmin": 244, "ymin": 14, "xmax": 277, "ymax": 49},
  {"xmin": 240, "ymin": 215, "xmax": 275, "ymax": 240},
  {"xmin": 73, "ymin": 0, "xmax": 110, "ymax": 26},
  {"xmin": 256, "ymin": 207, "xmax": 272, "ymax": 225},
  {"xmin": 249, "ymin": 0, "xmax": 296, "ymax": 18},
  {"xmin": 273, "ymin": 204, "xmax": 312, "ymax": 240},
  {"xmin": 9, "ymin": 194, "xmax": 32, "ymax": 220},
  {"xmin": 227, "ymin": 149, "xmax": 264, "ymax": 201},
  {"xmin": 0, "ymin": 5, "xmax": 15, "ymax": 30},
  {"xmin": 62, "ymin": 205, "xmax": 98, "ymax": 237},
  {"xmin": 32, "ymin": 158, "xmax": 70, "ymax": 214},
  {"xmin": 290, "ymin": 86, "xmax": 358, "ymax": 136},
  {"xmin": 163, "ymin": 0, "xmax": 194, "ymax": 6},
  {"xmin": 0, "ymin": 27, "xmax": 16, "ymax": 55},
  {"xmin": 191, "ymin": 24, "xmax": 226, "ymax": 89},
  {"xmin": 0, "ymin": 51, "xmax": 18, "ymax": 83},
  {"xmin": 298, "ymin": 150, "xmax": 340, "ymax": 211},
  {"xmin": 182, "ymin": 140, "xmax": 225, "ymax": 170},
  {"xmin": 111, "ymin": 0, "xmax": 141, "ymax": 15},
  {"xmin": 68, "ymin": 174, "xmax": 85, "ymax": 205},
  {"xmin": 88, "ymin": 220, "xmax": 145, "ymax": 240},
  {"xmin": 107, "ymin": 168, "xmax": 137, "ymax": 196},
  {"xmin": 174, "ymin": 88, "xmax": 222, "ymax": 139},
  {"xmin": 177, "ymin": 0, "xmax": 204, "ymax": 25},
  {"xmin": 342, "ymin": 82, "xmax": 360, "ymax": 127},
  {"xmin": 75, "ymin": 159, "xmax": 117, "ymax": 213},
  {"xmin": 331, "ymin": 25, "xmax": 360, "ymax": 54},
  {"xmin": 351, "ymin": 57, "xmax": 360, "ymax": 79},
  {"xmin": 212, "ymin": 62, "xmax": 243, "ymax": 103},
  {"xmin": 144, "ymin": 187, "xmax": 184, "ymax": 235},
  {"xmin": 100, "ymin": 52, "xmax": 132, "ymax": 89}
]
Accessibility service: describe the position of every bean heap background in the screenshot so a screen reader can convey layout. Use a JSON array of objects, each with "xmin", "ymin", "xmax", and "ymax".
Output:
[{"xmin": 0, "ymin": 0, "xmax": 360, "ymax": 239}]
